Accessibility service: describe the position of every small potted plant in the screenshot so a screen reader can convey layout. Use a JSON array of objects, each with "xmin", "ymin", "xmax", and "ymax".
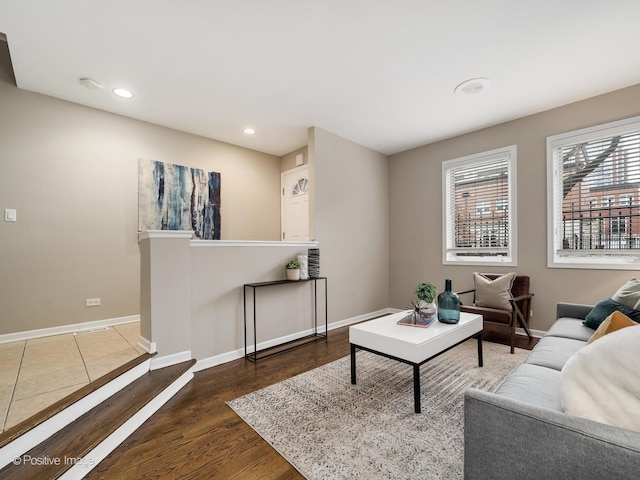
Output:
[
  {"xmin": 416, "ymin": 282, "xmax": 437, "ymax": 306},
  {"xmin": 286, "ymin": 259, "xmax": 301, "ymax": 281},
  {"xmin": 413, "ymin": 282, "xmax": 437, "ymax": 319}
]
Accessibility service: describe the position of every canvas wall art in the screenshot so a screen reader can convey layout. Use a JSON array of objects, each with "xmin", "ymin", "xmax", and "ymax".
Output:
[{"xmin": 138, "ymin": 159, "xmax": 221, "ymax": 239}]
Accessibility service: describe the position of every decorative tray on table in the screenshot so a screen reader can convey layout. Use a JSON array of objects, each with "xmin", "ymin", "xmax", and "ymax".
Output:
[{"xmin": 397, "ymin": 311, "xmax": 437, "ymax": 328}]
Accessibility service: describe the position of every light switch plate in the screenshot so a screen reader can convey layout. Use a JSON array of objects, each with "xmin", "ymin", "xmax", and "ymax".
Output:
[{"xmin": 4, "ymin": 208, "xmax": 16, "ymax": 222}]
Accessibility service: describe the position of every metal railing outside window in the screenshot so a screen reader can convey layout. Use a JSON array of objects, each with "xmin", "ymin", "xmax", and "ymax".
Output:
[{"xmin": 547, "ymin": 115, "xmax": 640, "ymax": 268}]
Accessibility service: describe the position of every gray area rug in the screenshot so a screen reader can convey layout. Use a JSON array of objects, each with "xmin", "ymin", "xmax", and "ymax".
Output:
[{"xmin": 227, "ymin": 340, "xmax": 528, "ymax": 480}]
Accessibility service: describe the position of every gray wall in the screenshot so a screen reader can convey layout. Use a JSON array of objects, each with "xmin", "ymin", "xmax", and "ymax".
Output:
[
  {"xmin": 4, "ymin": 27, "xmax": 639, "ymax": 341},
  {"xmin": 281, "ymin": 146, "xmax": 308, "ymax": 172},
  {"xmin": 389, "ymin": 83, "xmax": 640, "ymax": 331},
  {"xmin": 189, "ymin": 242, "xmax": 319, "ymax": 361},
  {"xmin": 143, "ymin": 126, "xmax": 392, "ymax": 364},
  {"xmin": 0, "ymin": 64, "xmax": 282, "ymax": 335},
  {"xmin": 311, "ymin": 127, "xmax": 390, "ymax": 323}
]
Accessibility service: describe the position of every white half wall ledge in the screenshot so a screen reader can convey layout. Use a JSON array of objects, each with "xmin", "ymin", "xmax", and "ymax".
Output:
[
  {"xmin": 137, "ymin": 230, "xmax": 194, "ymax": 242},
  {"xmin": 191, "ymin": 240, "xmax": 319, "ymax": 248}
]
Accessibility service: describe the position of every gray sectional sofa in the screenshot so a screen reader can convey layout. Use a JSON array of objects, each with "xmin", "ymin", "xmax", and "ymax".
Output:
[{"xmin": 464, "ymin": 302, "xmax": 640, "ymax": 480}]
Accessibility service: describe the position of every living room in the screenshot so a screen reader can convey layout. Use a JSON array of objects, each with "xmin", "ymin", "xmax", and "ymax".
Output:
[{"xmin": 1, "ymin": 2, "xmax": 640, "ymax": 478}]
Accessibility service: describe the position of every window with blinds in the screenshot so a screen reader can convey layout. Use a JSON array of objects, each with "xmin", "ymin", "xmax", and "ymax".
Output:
[
  {"xmin": 547, "ymin": 115, "xmax": 640, "ymax": 269},
  {"xmin": 442, "ymin": 145, "xmax": 517, "ymax": 265}
]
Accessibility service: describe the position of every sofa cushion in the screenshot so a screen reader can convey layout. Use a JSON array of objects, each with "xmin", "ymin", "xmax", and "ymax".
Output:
[
  {"xmin": 523, "ymin": 336, "xmax": 586, "ymax": 371},
  {"xmin": 473, "ymin": 272, "xmax": 516, "ymax": 310},
  {"xmin": 611, "ymin": 277, "xmax": 640, "ymax": 309},
  {"xmin": 561, "ymin": 325, "xmax": 640, "ymax": 432},
  {"xmin": 583, "ymin": 298, "xmax": 640, "ymax": 329},
  {"xmin": 546, "ymin": 317, "xmax": 595, "ymax": 342},
  {"xmin": 494, "ymin": 363, "xmax": 563, "ymax": 411},
  {"xmin": 587, "ymin": 311, "xmax": 638, "ymax": 345}
]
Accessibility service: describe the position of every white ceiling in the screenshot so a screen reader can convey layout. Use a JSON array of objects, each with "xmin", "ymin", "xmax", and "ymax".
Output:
[{"xmin": 1, "ymin": 1, "xmax": 640, "ymax": 157}]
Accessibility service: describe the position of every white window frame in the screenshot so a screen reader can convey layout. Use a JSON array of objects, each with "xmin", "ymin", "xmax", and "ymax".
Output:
[
  {"xmin": 442, "ymin": 145, "xmax": 517, "ymax": 266},
  {"xmin": 546, "ymin": 115, "xmax": 640, "ymax": 269}
]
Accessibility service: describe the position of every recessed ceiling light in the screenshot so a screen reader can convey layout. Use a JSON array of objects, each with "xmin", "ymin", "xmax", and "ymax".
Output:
[
  {"xmin": 79, "ymin": 77, "xmax": 102, "ymax": 90},
  {"xmin": 454, "ymin": 78, "xmax": 491, "ymax": 96},
  {"xmin": 113, "ymin": 88, "xmax": 134, "ymax": 99},
  {"xmin": 243, "ymin": 128, "xmax": 256, "ymax": 135}
]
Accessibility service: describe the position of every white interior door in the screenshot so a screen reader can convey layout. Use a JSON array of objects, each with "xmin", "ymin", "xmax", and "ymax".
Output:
[{"xmin": 281, "ymin": 166, "xmax": 309, "ymax": 241}]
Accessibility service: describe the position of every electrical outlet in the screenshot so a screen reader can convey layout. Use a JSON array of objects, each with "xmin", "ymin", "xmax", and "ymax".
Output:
[
  {"xmin": 530, "ymin": 309, "xmax": 533, "ymax": 317},
  {"xmin": 4, "ymin": 208, "xmax": 16, "ymax": 222},
  {"xmin": 86, "ymin": 298, "xmax": 101, "ymax": 307}
]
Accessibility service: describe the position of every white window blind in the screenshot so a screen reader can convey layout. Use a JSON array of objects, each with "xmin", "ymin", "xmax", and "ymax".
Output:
[
  {"xmin": 547, "ymin": 115, "xmax": 640, "ymax": 269},
  {"xmin": 442, "ymin": 146, "xmax": 517, "ymax": 265}
]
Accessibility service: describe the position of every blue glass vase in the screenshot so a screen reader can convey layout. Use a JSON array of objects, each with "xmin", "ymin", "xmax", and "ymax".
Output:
[{"xmin": 437, "ymin": 279, "xmax": 460, "ymax": 324}]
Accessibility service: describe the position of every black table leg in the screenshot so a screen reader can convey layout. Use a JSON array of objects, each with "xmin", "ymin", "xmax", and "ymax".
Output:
[
  {"xmin": 350, "ymin": 343, "xmax": 356, "ymax": 384},
  {"xmin": 477, "ymin": 332, "xmax": 483, "ymax": 367},
  {"xmin": 413, "ymin": 364, "xmax": 421, "ymax": 413}
]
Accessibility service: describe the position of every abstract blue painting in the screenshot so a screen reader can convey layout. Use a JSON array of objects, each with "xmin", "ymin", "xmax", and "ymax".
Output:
[{"xmin": 138, "ymin": 159, "xmax": 221, "ymax": 239}]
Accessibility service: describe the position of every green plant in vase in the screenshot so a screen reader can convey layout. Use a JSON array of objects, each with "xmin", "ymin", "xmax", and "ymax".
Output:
[
  {"xmin": 416, "ymin": 282, "xmax": 437, "ymax": 305},
  {"xmin": 411, "ymin": 282, "xmax": 437, "ymax": 323},
  {"xmin": 286, "ymin": 260, "xmax": 300, "ymax": 270},
  {"xmin": 286, "ymin": 259, "xmax": 301, "ymax": 280}
]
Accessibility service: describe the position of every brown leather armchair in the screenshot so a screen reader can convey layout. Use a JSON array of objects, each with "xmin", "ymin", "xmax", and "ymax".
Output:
[{"xmin": 458, "ymin": 274, "xmax": 534, "ymax": 354}]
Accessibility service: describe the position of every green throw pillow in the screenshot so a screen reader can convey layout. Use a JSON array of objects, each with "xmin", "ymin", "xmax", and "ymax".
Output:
[{"xmin": 583, "ymin": 298, "xmax": 640, "ymax": 330}]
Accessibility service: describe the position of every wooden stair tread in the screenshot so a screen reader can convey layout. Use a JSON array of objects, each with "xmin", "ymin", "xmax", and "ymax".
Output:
[
  {"xmin": 0, "ymin": 359, "xmax": 195, "ymax": 480},
  {"xmin": 0, "ymin": 353, "xmax": 154, "ymax": 449}
]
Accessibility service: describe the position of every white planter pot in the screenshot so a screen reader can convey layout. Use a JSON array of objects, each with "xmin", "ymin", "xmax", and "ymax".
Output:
[{"xmin": 287, "ymin": 269, "xmax": 301, "ymax": 281}]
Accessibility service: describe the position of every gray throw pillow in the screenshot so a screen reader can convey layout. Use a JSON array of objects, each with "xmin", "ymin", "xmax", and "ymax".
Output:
[
  {"xmin": 473, "ymin": 272, "xmax": 516, "ymax": 310},
  {"xmin": 611, "ymin": 277, "xmax": 640, "ymax": 309}
]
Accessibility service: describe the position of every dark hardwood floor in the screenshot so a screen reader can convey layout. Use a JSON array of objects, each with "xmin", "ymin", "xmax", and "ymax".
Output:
[{"xmin": 86, "ymin": 325, "xmax": 537, "ymax": 480}]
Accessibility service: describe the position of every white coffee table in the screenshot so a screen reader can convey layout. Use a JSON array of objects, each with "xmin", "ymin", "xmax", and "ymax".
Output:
[{"xmin": 349, "ymin": 310, "xmax": 483, "ymax": 413}]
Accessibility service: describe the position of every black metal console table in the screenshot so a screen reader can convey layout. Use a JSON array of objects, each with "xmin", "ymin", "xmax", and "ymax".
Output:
[{"xmin": 243, "ymin": 277, "xmax": 328, "ymax": 361}]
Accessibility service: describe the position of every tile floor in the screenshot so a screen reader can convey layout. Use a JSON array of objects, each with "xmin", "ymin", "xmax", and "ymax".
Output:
[{"xmin": 0, "ymin": 322, "xmax": 144, "ymax": 433}]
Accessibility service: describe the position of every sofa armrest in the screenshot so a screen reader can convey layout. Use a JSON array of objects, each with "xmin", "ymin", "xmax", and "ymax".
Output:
[
  {"xmin": 464, "ymin": 388, "xmax": 640, "ymax": 480},
  {"xmin": 556, "ymin": 302, "xmax": 593, "ymax": 321}
]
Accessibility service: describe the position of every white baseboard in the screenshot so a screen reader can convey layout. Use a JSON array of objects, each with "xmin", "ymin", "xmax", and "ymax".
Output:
[
  {"xmin": 193, "ymin": 308, "xmax": 397, "ymax": 373},
  {"xmin": 191, "ymin": 308, "xmax": 546, "ymax": 374},
  {"xmin": 137, "ymin": 336, "xmax": 156, "ymax": 354},
  {"xmin": 0, "ymin": 359, "xmax": 151, "ymax": 470},
  {"xmin": 325, "ymin": 308, "xmax": 398, "ymax": 330},
  {"xmin": 193, "ymin": 349, "xmax": 245, "ymax": 372},
  {"xmin": 0, "ymin": 315, "xmax": 140, "ymax": 345},
  {"xmin": 516, "ymin": 327, "xmax": 546, "ymax": 338},
  {"xmin": 150, "ymin": 350, "xmax": 192, "ymax": 371}
]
